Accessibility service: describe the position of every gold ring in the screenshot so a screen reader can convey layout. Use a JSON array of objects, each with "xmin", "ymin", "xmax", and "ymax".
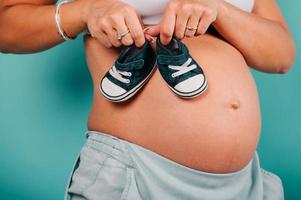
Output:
[
  {"xmin": 185, "ymin": 26, "xmax": 197, "ymax": 31},
  {"xmin": 117, "ymin": 29, "xmax": 130, "ymax": 40}
]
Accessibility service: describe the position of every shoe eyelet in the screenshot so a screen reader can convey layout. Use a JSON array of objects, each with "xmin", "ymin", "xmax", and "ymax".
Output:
[
  {"xmin": 171, "ymin": 73, "xmax": 176, "ymax": 78},
  {"xmin": 128, "ymin": 72, "xmax": 132, "ymax": 76},
  {"xmin": 126, "ymin": 80, "xmax": 130, "ymax": 84}
]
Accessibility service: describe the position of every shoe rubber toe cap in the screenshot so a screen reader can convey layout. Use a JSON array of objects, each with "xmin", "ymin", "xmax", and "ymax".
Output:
[
  {"xmin": 174, "ymin": 74, "xmax": 205, "ymax": 93},
  {"xmin": 101, "ymin": 77, "xmax": 127, "ymax": 97}
]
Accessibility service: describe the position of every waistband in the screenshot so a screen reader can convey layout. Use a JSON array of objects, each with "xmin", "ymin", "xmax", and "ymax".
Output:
[
  {"xmin": 85, "ymin": 130, "xmax": 134, "ymax": 168},
  {"xmin": 85, "ymin": 130, "xmax": 256, "ymax": 177}
]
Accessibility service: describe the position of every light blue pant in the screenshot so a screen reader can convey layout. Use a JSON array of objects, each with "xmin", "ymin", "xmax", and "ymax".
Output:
[{"xmin": 64, "ymin": 130, "xmax": 284, "ymax": 200}]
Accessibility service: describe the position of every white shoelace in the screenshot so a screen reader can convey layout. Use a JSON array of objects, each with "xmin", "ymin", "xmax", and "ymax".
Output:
[
  {"xmin": 109, "ymin": 65, "xmax": 132, "ymax": 83},
  {"xmin": 168, "ymin": 58, "xmax": 197, "ymax": 78}
]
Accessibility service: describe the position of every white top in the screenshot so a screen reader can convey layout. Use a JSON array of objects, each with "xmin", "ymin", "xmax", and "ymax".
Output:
[{"xmin": 121, "ymin": 0, "xmax": 255, "ymax": 24}]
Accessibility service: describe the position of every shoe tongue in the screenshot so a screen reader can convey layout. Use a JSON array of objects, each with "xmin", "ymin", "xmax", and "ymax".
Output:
[
  {"xmin": 118, "ymin": 47, "xmax": 133, "ymax": 63},
  {"xmin": 161, "ymin": 37, "xmax": 182, "ymax": 56},
  {"xmin": 119, "ymin": 43, "xmax": 145, "ymax": 63},
  {"xmin": 115, "ymin": 43, "xmax": 146, "ymax": 71}
]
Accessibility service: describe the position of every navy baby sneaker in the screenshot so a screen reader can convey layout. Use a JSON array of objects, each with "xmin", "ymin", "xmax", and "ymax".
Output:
[
  {"xmin": 100, "ymin": 41, "xmax": 156, "ymax": 102},
  {"xmin": 156, "ymin": 36, "xmax": 208, "ymax": 98}
]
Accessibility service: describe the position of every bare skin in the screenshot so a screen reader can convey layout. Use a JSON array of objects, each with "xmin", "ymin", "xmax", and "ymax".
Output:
[
  {"xmin": 0, "ymin": 0, "xmax": 295, "ymax": 173},
  {"xmin": 85, "ymin": 34, "xmax": 261, "ymax": 172}
]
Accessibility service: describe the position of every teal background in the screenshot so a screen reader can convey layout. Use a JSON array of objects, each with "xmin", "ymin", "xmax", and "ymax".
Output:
[{"xmin": 0, "ymin": 1, "xmax": 300, "ymax": 199}]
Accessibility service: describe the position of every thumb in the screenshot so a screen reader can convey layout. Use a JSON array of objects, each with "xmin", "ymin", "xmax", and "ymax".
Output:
[{"xmin": 144, "ymin": 25, "xmax": 160, "ymax": 37}]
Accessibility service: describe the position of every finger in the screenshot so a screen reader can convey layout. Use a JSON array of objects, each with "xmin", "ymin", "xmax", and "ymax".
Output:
[
  {"xmin": 137, "ymin": 13, "xmax": 145, "ymax": 30},
  {"xmin": 160, "ymin": 7, "xmax": 176, "ymax": 45},
  {"xmin": 150, "ymin": 38, "xmax": 157, "ymax": 50},
  {"xmin": 125, "ymin": 11, "xmax": 145, "ymax": 47},
  {"xmin": 145, "ymin": 34, "xmax": 155, "ymax": 43},
  {"xmin": 185, "ymin": 15, "xmax": 201, "ymax": 37},
  {"xmin": 143, "ymin": 26, "xmax": 152, "ymax": 42},
  {"xmin": 103, "ymin": 25, "xmax": 122, "ymax": 47},
  {"xmin": 97, "ymin": 14, "xmax": 122, "ymax": 47},
  {"xmin": 144, "ymin": 25, "xmax": 160, "ymax": 37},
  {"xmin": 196, "ymin": 12, "xmax": 215, "ymax": 35},
  {"xmin": 174, "ymin": 11, "xmax": 190, "ymax": 39},
  {"xmin": 91, "ymin": 20, "xmax": 112, "ymax": 48},
  {"xmin": 113, "ymin": 16, "xmax": 134, "ymax": 46},
  {"xmin": 143, "ymin": 26, "xmax": 151, "ymax": 32},
  {"xmin": 96, "ymin": 32, "xmax": 112, "ymax": 48},
  {"xmin": 94, "ymin": 29, "xmax": 112, "ymax": 48},
  {"xmin": 97, "ymin": 19, "xmax": 121, "ymax": 47}
]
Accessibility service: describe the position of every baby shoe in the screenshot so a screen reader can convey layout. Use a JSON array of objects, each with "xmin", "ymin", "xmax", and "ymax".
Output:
[
  {"xmin": 100, "ymin": 41, "xmax": 157, "ymax": 102},
  {"xmin": 156, "ymin": 36, "xmax": 208, "ymax": 98}
]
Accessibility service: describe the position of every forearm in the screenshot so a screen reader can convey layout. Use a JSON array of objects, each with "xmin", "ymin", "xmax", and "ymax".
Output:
[
  {"xmin": 0, "ymin": 1, "xmax": 86, "ymax": 54},
  {"xmin": 213, "ymin": 1, "xmax": 295, "ymax": 73}
]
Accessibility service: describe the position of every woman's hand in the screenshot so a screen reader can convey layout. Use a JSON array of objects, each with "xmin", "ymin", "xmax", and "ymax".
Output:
[
  {"xmin": 81, "ymin": 0, "xmax": 145, "ymax": 48},
  {"xmin": 145, "ymin": 0, "xmax": 220, "ymax": 45}
]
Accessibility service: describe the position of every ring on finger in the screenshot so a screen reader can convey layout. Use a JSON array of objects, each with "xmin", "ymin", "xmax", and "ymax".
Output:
[
  {"xmin": 185, "ymin": 26, "xmax": 198, "ymax": 31},
  {"xmin": 117, "ymin": 28, "xmax": 130, "ymax": 40}
]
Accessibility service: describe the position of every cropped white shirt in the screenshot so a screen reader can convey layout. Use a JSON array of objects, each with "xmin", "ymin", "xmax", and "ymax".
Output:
[{"xmin": 121, "ymin": 0, "xmax": 255, "ymax": 24}]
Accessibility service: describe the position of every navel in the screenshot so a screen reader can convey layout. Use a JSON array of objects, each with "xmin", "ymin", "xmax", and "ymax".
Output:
[{"xmin": 229, "ymin": 99, "xmax": 241, "ymax": 110}]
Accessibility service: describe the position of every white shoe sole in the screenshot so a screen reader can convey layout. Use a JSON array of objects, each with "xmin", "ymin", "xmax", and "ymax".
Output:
[{"xmin": 167, "ymin": 76, "xmax": 208, "ymax": 98}]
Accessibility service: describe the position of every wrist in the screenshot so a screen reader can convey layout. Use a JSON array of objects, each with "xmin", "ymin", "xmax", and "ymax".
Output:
[
  {"xmin": 73, "ymin": 0, "xmax": 89, "ymax": 30},
  {"xmin": 213, "ymin": 0, "xmax": 227, "ymax": 27},
  {"xmin": 57, "ymin": 0, "xmax": 88, "ymax": 39},
  {"xmin": 78, "ymin": 0, "xmax": 91, "ymax": 25}
]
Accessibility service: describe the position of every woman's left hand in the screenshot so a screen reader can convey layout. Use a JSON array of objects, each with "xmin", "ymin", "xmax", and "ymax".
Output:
[{"xmin": 144, "ymin": 0, "xmax": 220, "ymax": 45}]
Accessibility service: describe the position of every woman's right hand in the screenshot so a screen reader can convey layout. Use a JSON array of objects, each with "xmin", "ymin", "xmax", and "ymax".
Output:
[{"xmin": 81, "ymin": 0, "xmax": 145, "ymax": 48}]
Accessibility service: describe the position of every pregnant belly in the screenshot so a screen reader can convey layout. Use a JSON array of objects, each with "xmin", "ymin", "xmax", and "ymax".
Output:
[{"xmin": 85, "ymin": 34, "xmax": 261, "ymax": 173}]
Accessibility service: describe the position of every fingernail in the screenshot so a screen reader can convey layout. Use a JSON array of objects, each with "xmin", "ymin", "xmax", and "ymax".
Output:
[
  {"xmin": 150, "ymin": 37, "xmax": 156, "ymax": 43},
  {"xmin": 146, "ymin": 36, "xmax": 155, "ymax": 43}
]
